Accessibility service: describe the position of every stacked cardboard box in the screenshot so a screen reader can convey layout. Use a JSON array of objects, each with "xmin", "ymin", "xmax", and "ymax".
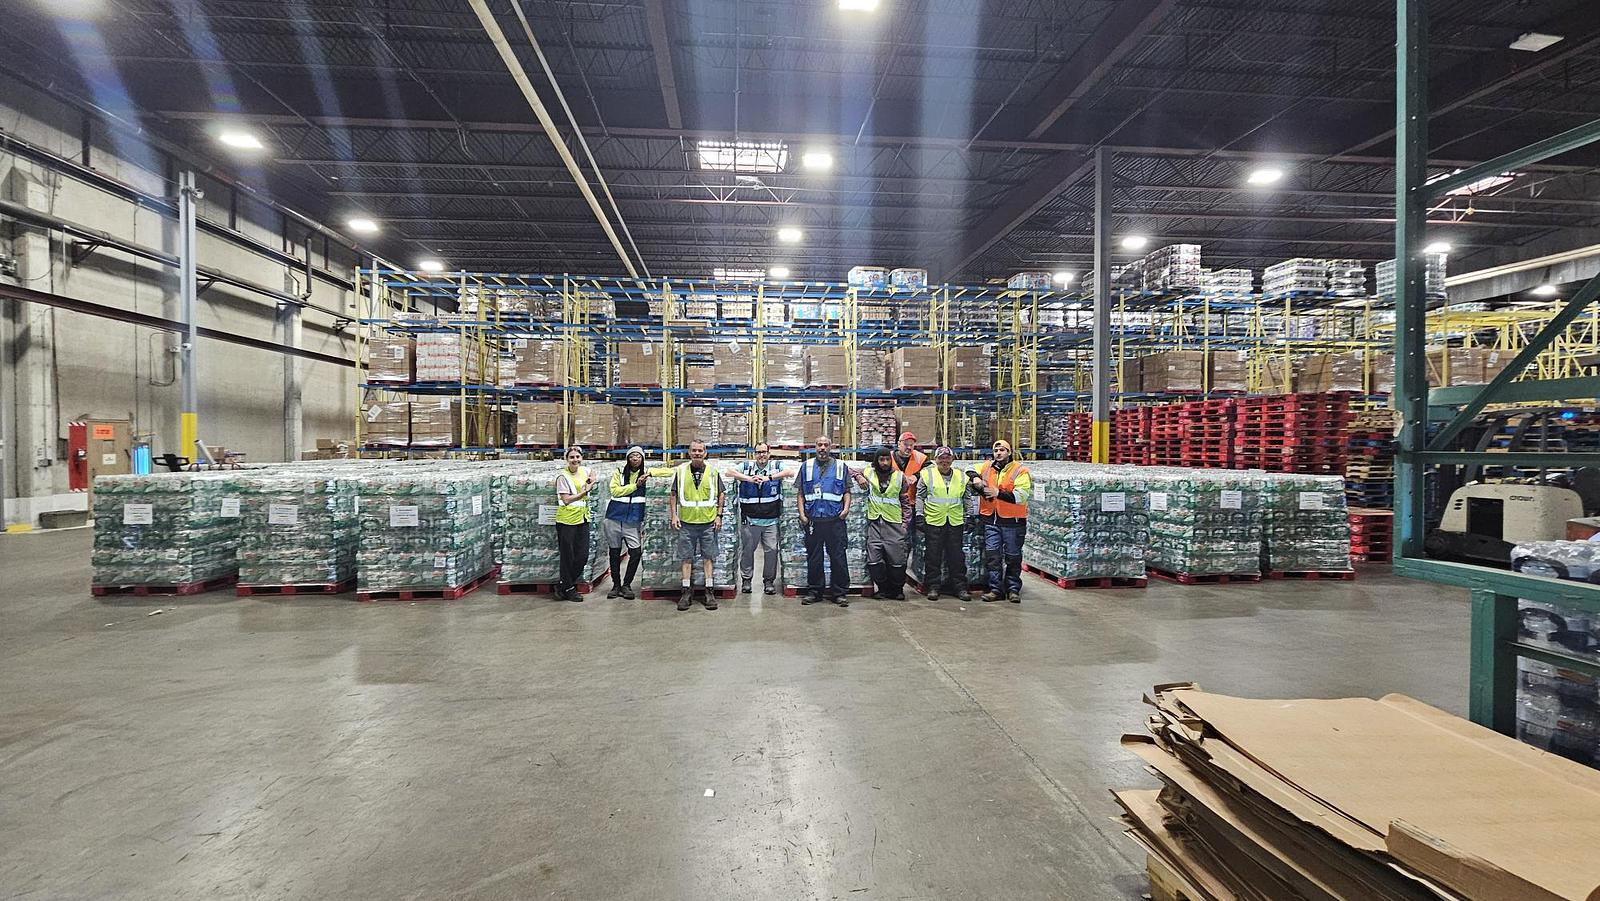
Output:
[
  {"xmin": 1427, "ymin": 346, "xmax": 1506, "ymax": 386},
  {"xmin": 515, "ymin": 402, "xmax": 563, "ymax": 446},
  {"xmin": 948, "ymin": 345, "xmax": 991, "ymax": 390},
  {"xmin": 1118, "ymin": 683, "xmax": 1600, "ymax": 901},
  {"xmin": 409, "ymin": 399, "xmax": 462, "ymax": 448},
  {"xmin": 626, "ymin": 405, "xmax": 665, "ymax": 448},
  {"xmin": 683, "ymin": 364, "xmax": 717, "ymax": 391},
  {"xmin": 302, "ymin": 437, "xmax": 354, "ymax": 461},
  {"xmin": 718, "ymin": 412, "xmax": 749, "ymax": 445},
  {"xmin": 572, "ymin": 403, "xmax": 624, "ymax": 447},
  {"xmin": 1298, "ymin": 351, "xmax": 1395, "ymax": 394},
  {"xmin": 675, "ymin": 405, "xmax": 718, "ymax": 446},
  {"xmin": 806, "ymin": 347, "xmax": 850, "ymax": 387},
  {"xmin": 1259, "ymin": 355, "xmax": 1296, "ymax": 394},
  {"xmin": 765, "ymin": 404, "xmax": 822, "ymax": 446},
  {"xmin": 367, "ymin": 333, "xmax": 414, "ymax": 384},
  {"xmin": 512, "ymin": 340, "xmax": 567, "ymax": 385},
  {"xmin": 713, "ymin": 341, "xmax": 754, "ymax": 386},
  {"xmin": 887, "ymin": 347, "xmax": 941, "ymax": 390},
  {"xmin": 1140, "ymin": 351, "xmax": 1209, "ymax": 394},
  {"xmin": 764, "ymin": 344, "xmax": 807, "ymax": 388},
  {"xmin": 362, "ymin": 400, "xmax": 410, "ymax": 447},
  {"xmin": 1209, "ymin": 351, "xmax": 1247, "ymax": 393},
  {"xmin": 857, "ymin": 349, "xmax": 887, "ymax": 391},
  {"xmin": 896, "ymin": 406, "xmax": 939, "ymax": 442},
  {"xmin": 415, "ymin": 333, "xmax": 486, "ymax": 384},
  {"xmin": 616, "ymin": 342, "xmax": 661, "ymax": 386}
]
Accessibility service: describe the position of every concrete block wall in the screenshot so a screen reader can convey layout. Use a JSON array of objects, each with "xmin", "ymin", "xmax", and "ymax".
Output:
[{"xmin": 1, "ymin": 74, "xmax": 358, "ymax": 526}]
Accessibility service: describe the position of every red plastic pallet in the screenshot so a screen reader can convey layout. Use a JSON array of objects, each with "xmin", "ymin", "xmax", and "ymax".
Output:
[
  {"xmin": 1023, "ymin": 563, "xmax": 1146, "ymax": 589},
  {"xmin": 1146, "ymin": 567, "xmax": 1262, "ymax": 585},
  {"xmin": 357, "ymin": 566, "xmax": 499, "ymax": 602},
  {"xmin": 1265, "ymin": 569, "xmax": 1357, "ymax": 581},
  {"xmin": 236, "ymin": 579, "xmax": 355, "ymax": 596},
  {"xmin": 93, "ymin": 574, "xmax": 238, "ymax": 597},
  {"xmin": 640, "ymin": 585, "xmax": 737, "ymax": 600},
  {"xmin": 496, "ymin": 577, "xmax": 603, "ymax": 595},
  {"xmin": 780, "ymin": 585, "xmax": 877, "ymax": 598}
]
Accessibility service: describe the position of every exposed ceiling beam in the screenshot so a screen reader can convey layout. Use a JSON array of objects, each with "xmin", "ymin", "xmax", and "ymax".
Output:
[
  {"xmin": 940, "ymin": 152, "xmax": 1096, "ymax": 280},
  {"xmin": 641, "ymin": 0, "xmax": 683, "ymax": 129},
  {"xmin": 1337, "ymin": 5, "xmax": 1600, "ymax": 155},
  {"xmin": 1027, "ymin": 0, "xmax": 1180, "ymax": 140}
]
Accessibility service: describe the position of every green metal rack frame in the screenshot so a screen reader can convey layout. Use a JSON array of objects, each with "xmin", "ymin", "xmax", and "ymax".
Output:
[{"xmin": 1395, "ymin": 0, "xmax": 1600, "ymax": 734}]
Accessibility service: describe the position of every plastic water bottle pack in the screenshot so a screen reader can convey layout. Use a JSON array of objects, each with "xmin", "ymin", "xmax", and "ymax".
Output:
[
  {"xmin": 1023, "ymin": 462, "xmax": 1151, "ymax": 580},
  {"xmin": 236, "ymin": 468, "xmax": 360, "ymax": 586},
  {"xmin": 356, "ymin": 470, "xmax": 495, "ymax": 591},
  {"xmin": 92, "ymin": 471, "xmax": 245, "ymax": 587},
  {"xmin": 1260, "ymin": 473, "xmax": 1351, "ymax": 573},
  {"xmin": 1145, "ymin": 468, "xmax": 1265, "ymax": 577}
]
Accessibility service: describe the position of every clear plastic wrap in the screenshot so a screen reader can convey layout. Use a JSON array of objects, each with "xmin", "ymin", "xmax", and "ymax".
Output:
[
  {"xmin": 1145, "ymin": 469, "xmax": 1264, "ymax": 576},
  {"xmin": 91, "ymin": 472, "xmax": 243, "ymax": 587},
  {"xmin": 1022, "ymin": 462, "xmax": 1151, "ymax": 579},
  {"xmin": 499, "ymin": 464, "xmax": 609, "ymax": 584},
  {"xmin": 763, "ymin": 344, "xmax": 807, "ymax": 388},
  {"xmin": 1260, "ymin": 473, "xmax": 1351, "ymax": 572},
  {"xmin": 1263, "ymin": 258, "xmax": 1328, "ymax": 295},
  {"xmin": 636, "ymin": 470, "xmax": 740, "ymax": 588},
  {"xmin": 236, "ymin": 468, "xmax": 359, "ymax": 586},
  {"xmin": 1511, "ymin": 541, "xmax": 1600, "ymax": 582},
  {"xmin": 1516, "ymin": 597, "xmax": 1600, "ymax": 766},
  {"xmin": 356, "ymin": 470, "xmax": 495, "ymax": 591}
]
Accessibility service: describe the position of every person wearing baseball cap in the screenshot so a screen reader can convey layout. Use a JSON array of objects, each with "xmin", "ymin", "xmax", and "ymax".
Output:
[
  {"xmin": 975, "ymin": 439, "xmax": 1032, "ymax": 603},
  {"xmin": 892, "ymin": 430, "xmax": 930, "ymax": 570},
  {"xmin": 603, "ymin": 445, "xmax": 650, "ymax": 599},
  {"xmin": 916, "ymin": 446, "xmax": 972, "ymax": 600}
]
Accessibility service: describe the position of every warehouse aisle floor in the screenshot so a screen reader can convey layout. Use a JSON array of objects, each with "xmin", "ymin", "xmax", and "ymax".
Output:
[{"xmin": 0, "ymin": 530, "xmax": 1467, "ymax": 900}]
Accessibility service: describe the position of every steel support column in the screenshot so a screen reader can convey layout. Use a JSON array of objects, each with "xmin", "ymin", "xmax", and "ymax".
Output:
[
  {"xmin": 1393, "ymin": 1, "xmax": 1429, "ymax": 559},
  {"xmin": 177, "ymin": 171, "xmax": 200, "ymax": 459},
  {"xmin": 1090, "ymin": 148, "xmax": 1113, "ymax": 464},
  {"xmin": 1468, "ymin": 589, "xmax": 1518, "ymax": 735}
]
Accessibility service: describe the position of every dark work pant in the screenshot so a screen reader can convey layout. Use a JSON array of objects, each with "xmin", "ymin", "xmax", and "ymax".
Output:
[
  {"xmin": 557, "ymin": 522, "xmax": 589, "ymax": 591},
  {"xmin": 984, "ymin": 518, "xmax": 1027, "ymax": 596},
  {"xmin": 924, "ymin": 522, "xmax": 968, "ymax": 593},
  {"xmin": 805, "ymin": 517, "xmax": 850, "ymax": 599}
]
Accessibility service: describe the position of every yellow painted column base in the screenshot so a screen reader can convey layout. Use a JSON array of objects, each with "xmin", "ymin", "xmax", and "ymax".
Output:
[
  {"xmin": 1090, "ymin": 419, "xmax": 1111, "ymax": 464},
  {"xmin": 180, "ymin": 411, "xmax": 198, "ymax": 460}
]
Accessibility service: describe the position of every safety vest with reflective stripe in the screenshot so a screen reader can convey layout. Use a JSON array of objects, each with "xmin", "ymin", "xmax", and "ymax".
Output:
[
  {"xmin": 675, "ymin": 463, "xmax": 721, "ymax": 525},
  {"xmin": 978, "ymin": 461, "xmax": 1032, "ymax": 520},
  {"xmin": 800, "ymin": 458, "xmax": 848, "ymax": 520},
  {"xmin": 864, "ymin": 468, "xmax": 904, "ymax": 523},
  {"xmin": 920, "ymin": 466, "xmax": 967, "ymax": 527},
  {"xmin": 606, "ymin": 469, "xmax": 648, "ymax": 523},
  {"xmin": 556, "ymin": 466, "xmax": 592, "ymax": 525},
  {"xmin": 893, "ymin": 448, "xmax": 928, "ymax": 508},
  {"xmin": 737, "ymin": 460, "xmax": 783, "ymax": 520}
]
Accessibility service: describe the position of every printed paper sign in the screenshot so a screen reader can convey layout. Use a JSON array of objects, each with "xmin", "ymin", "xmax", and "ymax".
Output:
[
  {"xmin": 1219, "ymin": 490, "xmax": 1243, "ymax": 510},
  {"xmin": 433, "ymin": 553, "xmax": 448, "ymax": 569},
  {"xmin": 122, "ymin": 503, "xmax": 153, "ymax": 525},
  {"xmin": 268, "ymin": 504, "xmax": 299, "ymax": 525},
  {"xmin": 219, "ymin": 497, "xmax": 242, "ymax": 518},
  {"xmin": 389, "ymin": 505, "xmax": 420, "ymax": 527},
  {"xmin": 1298, "ymin": 492, "xmax": 1324, "ymax": 510},
  {"xmin": 365, "ymin": 404, "xmax": 382, "ymax": 422},
  {"xmin": 92, "ymin": 424, "xmax": 115, "ymax": 439},
  {"xmin": 388, "ymin": 346, "xmax": 405, "ymax": 360},
  {"xmin": 471, "ymin": 495, "xmax": 484, "ymax": 516},
  {"xmin": 537, "ymin": 504, "xmax": 559, "ymax": 525},
  {"xmin": 641, "ymin": 343, "xmax": 652, "ymax": 355},
  {"xmin": 1149, "ymin": 491, "xmax": 1169, "ymax": 512},
  {"xmin": 101, "ymin": 453, "xmax": 118, "ymax": 466},
  {"xmin": 1100, "ymin": 492, "xmax": 1126, "ymax": 513}
]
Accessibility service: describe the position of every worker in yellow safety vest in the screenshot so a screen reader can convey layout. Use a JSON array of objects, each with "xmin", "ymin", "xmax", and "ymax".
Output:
[
  {"xmin": 851, "ymin": 445, "xmax": 912, "ymax": 599},
  {"xmin": 554, "ymin": 445, "xmax": 598, "ymax": 602},
  {"xmin": 668, "ymin": 439, "xmax": 724, "ymax": 611},
  {"xmin": 917, "ymin": 446, "xmax": 973, "ymax": 600}
]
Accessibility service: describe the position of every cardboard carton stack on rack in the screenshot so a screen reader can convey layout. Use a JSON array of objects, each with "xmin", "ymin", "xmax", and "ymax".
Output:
[
  {"xmin": 1297, "ymin": 351, "xmax": 1395, "ymax": 394},
  {"xmin": 764, "ymin": 345, "xmax": 807, "ymax": 389},
  {"xmin": 887, "ymin": 347, "xmax": 940, "ymax": 390},
  {"xmin": 515, "ymin": 402, "xmax": 562, "ymax": 447},
  {"xmin": 366, "ymin": 333, "xmax": 413, "ymax": 384},
  {"xmin": 1427, "ymin": 346, "xmax": 1507, "ymax": 386}
]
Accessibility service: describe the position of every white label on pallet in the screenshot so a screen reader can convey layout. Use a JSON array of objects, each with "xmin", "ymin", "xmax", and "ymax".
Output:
[
  {"xmin": 537, "ymin": 504, "xmax": 559, "ymax": 525},
  {"xmin": 1219, "ymin": 490, "xmax": 1243, "ymax": 509},
  {"xmin": 389, "ymin": 505, "xmax": 420, "ymax": 527},
  {"xmin": 1149, "ymin": 491, "xmax": 1169, "ymax": 512},
  {"xmin": 510, "ymin": 338, "xmax": 528, "ymax": 349},
  {"xmin": 268, "ymin": 503, "xmax": 299, "ymax": 525},
  {"xmin": 471, "ymin": 495, "xmax": 484, "ymax": 516},
  {"xmin": 1100, "ymin": 492, "xmax": 1126, "ymax": 512},
  {"xmin": 219, "ymin": 497, "xmax": 241, "ymax": 518},
  {"xmin": 122, "ymin": 503, "xmax": 153, "ymax": 525},
  {"xmin": 641, "ymin": 343, "xmax": 652, "ymax": 355},
  {"xmin": 388, "ymin": 346, "xmax": 405, "ymax": 360},
  {"xmin": 1298, "ymin": 491, "xmax": 1324, "ymax": 510},
  {"xmin": 433, "ymin": 553, "xmax": 448, "ymax": 569},
  {"xmin": 365, "ymin": 404, "xmax": 382, "ymax": 422}
]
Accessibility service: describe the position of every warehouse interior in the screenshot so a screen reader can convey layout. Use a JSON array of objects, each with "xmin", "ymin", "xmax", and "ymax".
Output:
[{"xmin": 4, "ymin": 1, "xmax": 1600, "ymax": 898}]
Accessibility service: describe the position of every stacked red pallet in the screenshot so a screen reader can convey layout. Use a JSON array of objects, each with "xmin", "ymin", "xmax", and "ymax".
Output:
[
  {"xmin": 1233, "ymin": 393, "xmax": 1352, "ymax": 474},
  {"xmin": 1063, "ymin": 412, "xmax": 1093, "ymax": 462},
  {"xmin": 1110, "ymin": 408, "xmax": 1150, "ymax": 465},
  {"xmin": 1347, "ymin": 508, "xmax": 1393, "ymax": 563},
  {"xmin": 1148, "ymin": 399, "xmax": 1235, "ymax": 468}
]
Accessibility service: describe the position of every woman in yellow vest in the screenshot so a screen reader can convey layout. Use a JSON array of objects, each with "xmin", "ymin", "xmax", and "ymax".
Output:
[
  {"xmin": 851, "ymin": 445, "xmax": 911, "ymax": 599},
  {"xmin": 554, "ymin": 446, "xmax": 598, "ymax": 602},
  {"xmin": 917, "ymin": 446, "xmax": 972, "ymax": 600}
]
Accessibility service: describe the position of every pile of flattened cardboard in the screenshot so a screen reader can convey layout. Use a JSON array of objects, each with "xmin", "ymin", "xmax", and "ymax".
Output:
[{"xmin": 1116, "ymin": 683, "xmax": 1600, "ymax": 901}]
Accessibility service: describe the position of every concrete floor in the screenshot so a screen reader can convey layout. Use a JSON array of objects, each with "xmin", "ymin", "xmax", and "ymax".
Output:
[{"xmin": 0, "ymin": 529, "xmax": 1468, "ymax": 900}]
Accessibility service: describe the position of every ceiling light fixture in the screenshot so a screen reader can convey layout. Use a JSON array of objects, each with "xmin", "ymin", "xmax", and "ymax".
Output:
[
  {"xmin": 346, "ymin": 218, "xmax": 380, "ymax": 235},
  {"xmin": 838, "ymin": 0, "xmax": 879, "ymax": 10},
  {"xmin": 1510, "ymin": 32, "xmax": 1563, "ymax": 52},
  {"xmin": 1052, "ymin": 271, "xmax": 1074, "ymax": 285},
  {"xmin": 769, "ymin": 266, "xmax": 791, "ymax": 280},
  {"xmin": 1423, "ymin": 241, "xmax": 1451, "ymax": 254},
  {"xmin": 217, "ymin": 129, "xmax": 264, "ymax": 151},
  {"xmin": 1247, "ymin": 167, "xmax": 1284, "ymax": 186},
  {"xmin": 1120, "ymin": 235, "xmax": 1149, "ymax": 252},
  {"xmin": 777, "ymin": 227, "xmax": 803, "ymax": 243},
  {"xmin": 801, "ymin": 150, "xmax": 834, "ymax": 172},
  {"xmin": 1532, "ymin": 284, "xmax": 1559, "ymax": 296},
  {"xmin": 418, "ymin": 260, "xmax": 445, "ymax": 273}
]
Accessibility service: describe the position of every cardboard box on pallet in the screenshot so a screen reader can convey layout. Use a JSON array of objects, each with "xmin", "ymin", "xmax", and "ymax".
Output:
[
  {"xmin": 627, "ymin": 405, "xmax": 665, "ymax": 448},
  {"xmin": 764, "ymin": 404, "xmax": 822, "ymax": 446},
  {"xmin": 1427, "ymin": 346, "xmax": 1506, "ymax": 386},
  {"xmin": 572, "ymin": 403, "xmax": 624, "ymax": 447},
  {"xmin": 806, "ymin": 347, "xmax": 850, "ymax": 387},
  {"xmin": 718, "ymin": 412, "xmax": 749, "ymax": 445},
  {"xmin": 1139, "ymin": 351, "xmax": 1208, "ymax": 394},
  {"xmin": 1297, "ymin": 351, "xmax": 1395, "ymax": 393},
  {"xmin": 516, "ymin": 402, "xmax": 563, "ymax": 446},
  {"xmin": 713, "ymin": 341, "xmax": 753, "ymax": 386},
  {"xmin": 683, "ymin": 364, "xmax": 718, "ymax": 391},
  {"xmin": 887, "ymin": 347, "xmax": 941, "ymax": 389},
  {"xmin": 949, "ymin": 345, "xmax": 992, "ymax": 390},
  {"xmin": 512, "ymin": 339, "xmax": 567, "ymax": 385},
  {"xmin": 366, "ymin": 333, "xmax": 414, "ymax": 383},
  {"xmin": 675, "ymin": 405, "xmax": 718, "ymax": 446},
  {"xmin": 362, "ymin": 400, "xmax": 410, "ymax": 447},
  {"xmin": 616, "ymin": 342, "xmax": 662, "ymax": 386},
  {"xmin": 895, "ymin": 406, "xmax": 939, "ymax": 442},
  {"xmin": 1255, "ymin": 355, "xmax": 1296, "ymax": 394},
  {"xmin": 1209, "ymin": 351, "xmax": 1248, "ymax": 393},
  {"xmin": 847, "ymin": 266, "xmax": 889, "ymax": 291},
  {"xmin": 857, "ymin": 349, "xmax": 887, "ymax": 391},
  {"xmin": 409, "ymin": 399, "xmax": 462, "ymax": 448},
  {"xmin": 415, "ymin": 333, "xmax": 486, "ymax": 384},
  {"xmin": 763, "ymin": 345, "xmax": 807, "ymax": 388}
]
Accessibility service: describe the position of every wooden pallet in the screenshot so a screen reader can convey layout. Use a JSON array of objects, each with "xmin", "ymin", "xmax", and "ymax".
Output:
[
  {"xmin": 93, "ymin": 574, "xmax": 238, "ymax": 597},
  {"xmin": 1265, "ymin": 569, "xmax": 1357, "ymax": 581},
  {"xmin": 357, "ymin": 567, "xmax": 499, "ymax": 602},
  {"xmin": 1146, "ymin": 567, "xmax": 1261, "ymax": 585},
  {"xmin": 236, "ymin": 578, "xmax": 355, "ymax": 596}
]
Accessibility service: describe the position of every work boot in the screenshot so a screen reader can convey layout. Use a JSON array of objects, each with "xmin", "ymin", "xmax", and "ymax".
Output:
[
  {"xmin": 981, "ymin": 590, "xmax": 1001, "ymax": 603},
  {"xmin": 619, "ymin": 584, "xmax": 636, "ymax": 600},
  {"xmin": 927, "ymin": 590, "xmax": 941, "ymax": 602},
  {"xmin": 740, "ymin": 580, "xmax": 752, "ymax": 594},
  {"xmin": 888, "ymin": 566, "xmax": 908, "ymax": 600},
  {"xmin": 801, "ymin": 594, "xmax": 822, "ymax": 606},
  {"xmin": 764, "ymin": 583, "xmax": 777, "ymax": 595},
  {"xmin": 607, "ymin": 583, "xmax": 622, "ymax": 599},
  {"xmin": 677, "ymin": 588, "xmax": 693, "ymax": 611},
  {"xmin": 703, "ymin": 592, "xmax": 718, "ymax": 610},
  {"xmin": 1007, "ymin": 593, "xmax": 1021, "ymax": 604},
  {"xmin": 833, "ymin": 595, "xmax": 850, "ymax": 608}
]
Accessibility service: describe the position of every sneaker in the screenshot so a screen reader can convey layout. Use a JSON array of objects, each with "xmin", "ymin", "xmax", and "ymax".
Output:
[
  {"xmin": 740, "ymin": 581, "xmax": 752, "ymax": 594},
  {"xmin": 927, "ymin": 591, "xmax": 941, "ymax": 602},
  {"xmin": 833, "ymin": 596, "xmax": 849, "ymax": 608},
  {"xmin": 801, "ymin": 594, "xmax": 822, "ymax": 606},
  {"xmin": 764, "ymin": 583, "xmax": 777, "ymax": 595},
  {"xmin": 703, "ymin": 594, "xmax": 718, "ymax": 610},
  {"xmin": 981, "ymin": 590, "xmax": 1000, "ymax": 603},
  {"xmin": 607, "ymin": 585, "xmax": 622, "ymax": 599},
  {"xmin": 1007, "ymin": 593, "xmax": 1021, "ymax": 604},
  {"xmin": 620, "ymin": 585, "xmax": 636, "ymax": 600},
  {"xmin": 677, "ymin": 589, "xmax": 693, "ymax": 611}
]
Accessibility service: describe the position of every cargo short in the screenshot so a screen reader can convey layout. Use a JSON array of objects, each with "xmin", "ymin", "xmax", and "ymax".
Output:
[
  {"xmin": 601, "ymin": 516, "xmax": 642, "ymax": 550},
  {"xmin": 677, "ymin": 522, "xmax": 718, "ymax": 563}
]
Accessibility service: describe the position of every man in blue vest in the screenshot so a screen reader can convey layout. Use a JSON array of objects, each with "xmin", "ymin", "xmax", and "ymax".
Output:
[
  {"xmin": 795, "ymin": 434, "xmax": 852, "ymax": 607},
  {"xmin": 729, "ymin": 441, "xmax": 797, "ymax": 595}
]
